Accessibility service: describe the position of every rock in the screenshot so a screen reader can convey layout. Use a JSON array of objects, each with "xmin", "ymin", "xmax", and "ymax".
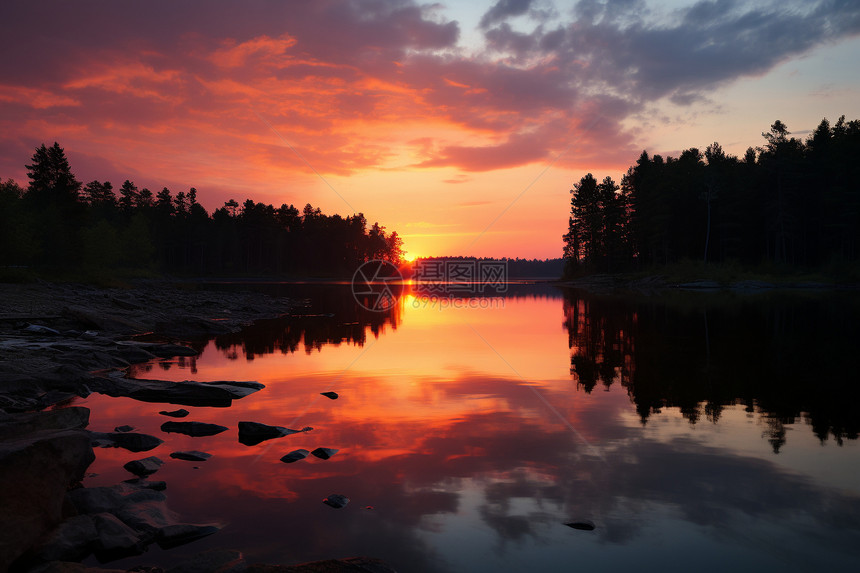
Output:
[
  {"xmin": 159, "ymin": 408, "xmax": 190, "ymax": 418},
  {"xmin": 110, "ymin": 297, "xmax": 144, "ymax": 311},
  {"xmin": 311, "ymin": 447, "xmax": 338, "ymax": 460},
  {"xmin": 91, "ymin": 512, "xmax": 144, "ymax": 558},
  {"xmin": 67, "ymin": 486, "xmax": 126, "ymax": 514},
  {"xmin": 25, "ymin": 324, "xmax": 61, "ymax": 335},
  {"xmin": 91, "ymin": 378, "xmax": 264, "ymax": 408},
  {"xmin": 238, "ymin": 421, "xmax": 300, "ymax": 446},
  {"xmin": 564, "ymin": 520, "xmax": 596, "ymax": 531},
  {"xmin": 113, "ymin": 496, "xmax": 173, "ymax": 536},
  {"xmin": 322, "ymin": 494, "xmax": 349, "ymax": 509},
  {"xmin": 123, "ymin": 456, "xmax": 164, "ymax": 477},
  {"xmin": 166, "ymin": 549, "xmax": 246, "ymax": 573},
  {"xmin": 320, "ymin": 392, "xmax": 338, "ymax": 400},
  {"xmin": 146, "ymin": 343, "xmax": 199, "ymax": 358},
  {"xmin": 122, "ymin": 478, "xmax": 167, "ymax": 491},
  {"xmin": 116, "ymin": 341, "xmax": 198, "ymax": 359},
  {"xmin": 280, "ymin": 449, "xmax": 309, "ymax": 464},
  {"xmin": 89, "ymin": 431, "xmax": 163, "ymax": 453},
  {"xmin": 0, "ymin": 429, "xmax": 94, "ymax": 572},
  {"xmin": 0, "ymin": 407, "xmax": 90, "ymax": 441},
  {"xmin": 35, "ymin": 514, "xmax": 98, "ymax": 562},
  {"xmin": 62, "ymin": 305, "xmax": 148, "ymax": 334},
  {"xmin": 114, "ymin": 345, "xmax": 158, "ymax": 364},
  {"xmin": 156, "ymin": 524, "xmax": 220, "ymax": 550},
  {"xmin": 170, "ymin": 451, "xmax": 211, "ymax": 462},
  {"xmin": 113, "ymin": 425, "xmax": 133, "ymax": 433},
  {"xmin": 161, "ymin": 421, "xmax": 228, "ymax": 437}
]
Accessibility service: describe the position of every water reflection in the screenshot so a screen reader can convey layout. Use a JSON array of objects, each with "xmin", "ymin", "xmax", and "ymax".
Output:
[
  {"xmin": 563, "ymin": 290, "xmax": 860, "ymax": 450},
  {"xmin": 84, "ymin": 285, "xmax": 860, "ymax": 572}
]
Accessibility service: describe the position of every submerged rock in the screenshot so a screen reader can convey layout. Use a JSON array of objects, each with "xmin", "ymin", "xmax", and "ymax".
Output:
[
  {"xmin": 159, "ymin": 408, "xmax": 190, "ymax": 418},
  {"xmin": 280, "ymin": 449, "xmax": 310, "ymax": 463},
  {"xmin": 170, "ymin": 451, "xmax": 212, "ymax": 462},
  {"xmin": 161, "ymin": 421, "xmax": 228, "ymax": 437},
  {"xmin": 113, "ymin": 425, "xmax": 133, "ymax": 433},
  {"xmin": 320, "ymin": 391, "xmax": 339, "ymax": 400},
  {"xmin": 89, "ymin": 431, "xmax": 163, "ymax": 453},
  {"xmin": 322, "ymin": 494, "xmax": 349, "ymax": 509},
  {"xmin": 123, "ymin": 456, "xmax": 164, "ymax": 477},
  {"xmin": 238, "ymin": 421, "xmax": 300, "ymax": 446},
  {"xmin": 311, "ymin": 447, "xmax": 339, "ymax": 460},
  {"xmin": 91, "ymin": 378, "xmax": 264, "ymax": 408}
]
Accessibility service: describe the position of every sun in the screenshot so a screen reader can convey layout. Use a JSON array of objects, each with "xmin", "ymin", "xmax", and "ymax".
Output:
[{"xmin": 402, "ymin": 252, "xmax": 419, "ymax": 262}]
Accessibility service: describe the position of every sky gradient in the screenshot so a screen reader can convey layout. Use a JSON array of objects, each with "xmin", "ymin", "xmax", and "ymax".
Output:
[{"xmin": 2, "ymin": 0, "xmax": 859, "ymax": 259}]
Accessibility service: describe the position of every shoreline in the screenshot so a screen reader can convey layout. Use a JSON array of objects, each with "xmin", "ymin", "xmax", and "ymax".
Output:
[{"xmin": 0, "ymin": 280, "xmax": 395, "ymax": 573}]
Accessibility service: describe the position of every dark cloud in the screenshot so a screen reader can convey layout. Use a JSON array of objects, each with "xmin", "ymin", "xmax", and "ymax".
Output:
[
  {"xmin": 1, "ymin": 0, "xmax": 858, "ymax": 185},
  {"xmin": 480, "ymin": 0, "xmax": 535, "ymax": 29}
]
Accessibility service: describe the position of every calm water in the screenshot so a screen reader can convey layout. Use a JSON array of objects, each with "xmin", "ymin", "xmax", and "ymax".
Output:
[{"xmin": 80, "ymin": 285, "xmax": 860, "ymax": 572}]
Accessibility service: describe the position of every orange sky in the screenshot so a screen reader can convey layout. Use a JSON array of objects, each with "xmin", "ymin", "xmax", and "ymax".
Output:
[{"xmin": 1, "ymin": 1, "xmax": 859, "ymax": 258}]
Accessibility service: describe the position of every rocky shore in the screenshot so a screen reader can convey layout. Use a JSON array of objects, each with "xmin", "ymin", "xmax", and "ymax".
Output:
[{"xmin": 0, "ymin": 280, "xmax": 395, "ymax": 573}]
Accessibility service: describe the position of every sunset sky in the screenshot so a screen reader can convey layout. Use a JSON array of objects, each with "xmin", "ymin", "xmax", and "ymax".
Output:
[{"xmin": 2, "ymin": 0, "xmax": 859, "ymax": 259}]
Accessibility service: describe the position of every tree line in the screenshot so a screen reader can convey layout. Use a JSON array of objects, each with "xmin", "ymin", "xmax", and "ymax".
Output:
[
  {"xmin": 563, "ymin": 116, "xmax": 860, "ymax": 275},
  {"xmin": 0, "ymin": 143, "xmax": 403, "ymax": 276}
]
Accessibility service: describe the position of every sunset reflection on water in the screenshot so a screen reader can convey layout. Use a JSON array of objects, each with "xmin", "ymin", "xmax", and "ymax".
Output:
[{"xmin": 80, "ymin": 286, "xmax": 860, "ymax": 572}]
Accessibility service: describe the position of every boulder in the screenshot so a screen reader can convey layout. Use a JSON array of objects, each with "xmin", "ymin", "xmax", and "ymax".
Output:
[
  {"xmin": 320, "ymin": 392, "xmax": 339, "ymax": 400},
  {"xmin": 113, "ymin": 497, "xmax": 173, "ymax": 536},
  {"xmin": 91, "ymin": 512, "xmax": 143, "ymax": 559},
  {"xmin": 67, "ymin": 486, "xmax": 126, "ymax": 515},
  {"xmin": 113, "ymin": 425, "xmax": 133, "ymax": 433},
  {"xmin": 238, "ymin": 421, "xmax": 300, "ymax": 446},
  {"xmin": 0, "ymin": 429, "xmax": 94, "ymax": 572},
  {"xmin": 123, "ymin": 456, "xmax": 164, "ymax": 477},
  {"xmin": 161, "ymin": 421, "xmax": 228, "ymax": 437},
  {"xmin": 0, "ymin": 407, "xmax": 90, "ymax": 441},
  {"xmin": 35, "ymin": 514, "xmax": 98, "ymax": 562}
]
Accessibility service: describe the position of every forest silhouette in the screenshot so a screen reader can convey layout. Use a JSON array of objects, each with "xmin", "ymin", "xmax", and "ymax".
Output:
[
  {"xmin": 0, "ymin": 143, "xmax": 403, "ymax": 277},
  {"xmin": 564, "ymin": 116, "xmax": 860, "ymax": 275}
]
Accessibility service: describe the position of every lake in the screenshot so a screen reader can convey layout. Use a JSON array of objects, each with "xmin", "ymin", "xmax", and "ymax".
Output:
[{"xmin": 79, "ymin": 284, "xmax": 860, "ymax": 572}]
